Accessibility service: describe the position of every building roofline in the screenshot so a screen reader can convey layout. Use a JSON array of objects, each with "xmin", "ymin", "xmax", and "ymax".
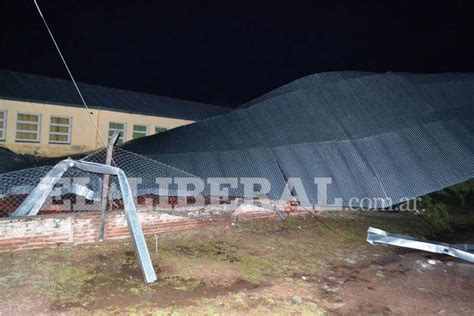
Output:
[{"xmin": 0, "ymin": 69, "xmax": 231, "ymax": 121}]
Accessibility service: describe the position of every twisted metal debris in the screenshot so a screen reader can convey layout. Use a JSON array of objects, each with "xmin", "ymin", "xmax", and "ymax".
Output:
[{"xmin": 367, "ymin": 227, "xmax": 474, "ymax": 263}]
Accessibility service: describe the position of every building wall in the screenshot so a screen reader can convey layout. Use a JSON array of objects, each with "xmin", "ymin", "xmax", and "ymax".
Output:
[{"xmin": 0, "ymin": 98, "xmax": 193, "ymax": 157}]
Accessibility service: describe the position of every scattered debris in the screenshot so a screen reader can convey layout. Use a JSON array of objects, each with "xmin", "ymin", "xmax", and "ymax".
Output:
[
  {"xmin": 344, "ymin": 258, "xmax": 357, "ymax": 265},
  {"xmin": 291, "ymin": 295, "xmax": 303, "ymax": 304},
  {"xmin": 367, "ymin": 227, "xmax": 474, "ymax": 263},
  {"xmin": 427, "ymin": 259, "xmax": 440, "ymax": 265},
  {"xmin": 415, "ymin": 260, "xmax": 435, "ymax": 272},
  {"xmin": 376, "ymin": 271, "xmax": 386, "ymax": 278}
]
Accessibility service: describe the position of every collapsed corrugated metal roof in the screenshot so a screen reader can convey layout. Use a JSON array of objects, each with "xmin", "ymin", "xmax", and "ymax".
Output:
[
  {"xmin": 122, "ymin": 71, "xmax": 474, "ymax": 207},
  {"xmin": 0, "ymin": 147, "xmax": 33, "ymax": 174},
  {"xmin": 0, "ymin": 69, "xmax": 230, "ymax": 120}
]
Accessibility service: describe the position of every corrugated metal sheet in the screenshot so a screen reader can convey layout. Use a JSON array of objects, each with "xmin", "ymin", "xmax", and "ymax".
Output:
[
  {"xmin": 0, "ymin": 69, "xmax": 230, "ymax": 120},
  {"xmin": 0, "ymin": 147, "xmax": 33, "ymax": 174},
  {"xmin": 241, "ymin": 71, "xmax": 373, "ymax": 108},
  {"xmin": 122, "ymin": 72, "xmax": 474, "ymax": 207},
  {"xmin": 149, "ymin": 148, "xmax": 287, "ymax": 199}
]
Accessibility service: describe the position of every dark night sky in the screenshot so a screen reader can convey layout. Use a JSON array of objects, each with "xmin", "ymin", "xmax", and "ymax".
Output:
[{"xmin": 1, "ymin": 1, "xmax": 473, "ymax": 107}]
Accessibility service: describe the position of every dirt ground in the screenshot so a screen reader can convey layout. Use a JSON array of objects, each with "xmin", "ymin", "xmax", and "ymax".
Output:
[{"xmin": 0, "ymin": 211, "xmax": 473, "ymax": 315}]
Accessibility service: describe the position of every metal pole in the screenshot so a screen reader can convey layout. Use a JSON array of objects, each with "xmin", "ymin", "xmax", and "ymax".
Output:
[
  {"xmin": 117, "ymin": 169, "xmax": 158, "ymax": 283},
  {"xmin": 11, "ymin": 159, "xmax": 74, "ymax": 217},
  {"xmin": 12, "ymin": 158, "xmax": 158, "ymax": 283},
  {"xmin": 99, "ymin": 131, "xmax": 120, "ymax": 241}
]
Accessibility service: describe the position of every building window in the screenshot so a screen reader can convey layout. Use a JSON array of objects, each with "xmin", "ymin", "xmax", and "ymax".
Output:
[
  {"xmin": 155, "ymin": 126, "xmax": 168, "ymax": 134},
  {"xmin": 49, "ymin": 115, "xmax": 71, "ymax": 144},
  {"xmin": 133, "ymin": 124, "xmax": 148, "ymax": 139},
  {"xmin": 16, "ymin": 113, "xmax": 41, "ymax": 142},
  {"xmin": 0, "ymin": 110, "xmax": 6, "ymax": 141},
  {"xmin": 108, "ymin": 122, "xmax": 126, "ymax": 144}
]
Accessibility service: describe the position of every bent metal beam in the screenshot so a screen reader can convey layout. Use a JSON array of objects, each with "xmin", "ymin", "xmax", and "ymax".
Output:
[
  {"xmin": 11, "ymin": 158, "xmax": 157, "ymax": 284},
  {"xmin": 367, "ymin": 227, "xmax": 474, "ymax": 263}
]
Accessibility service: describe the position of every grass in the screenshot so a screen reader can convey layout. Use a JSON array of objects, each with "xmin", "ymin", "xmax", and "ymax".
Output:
[{"xmin": 0, "ymin": 210, "xmax": 472, "ymax": 314}]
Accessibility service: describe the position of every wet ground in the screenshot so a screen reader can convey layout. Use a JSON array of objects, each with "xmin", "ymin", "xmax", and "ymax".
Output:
[{"xmin": 0, "ymin": 211, "xmax": 473, "ymax": 315}]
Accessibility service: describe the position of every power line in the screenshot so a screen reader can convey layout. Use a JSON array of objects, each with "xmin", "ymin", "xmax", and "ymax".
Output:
[{"xmin": 33, "ymin": 0, "xmax": 110, "ymax": 152}]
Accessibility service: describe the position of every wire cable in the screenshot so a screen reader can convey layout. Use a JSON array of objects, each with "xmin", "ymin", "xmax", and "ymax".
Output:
[{"xmin": 33, "ymin": 0, "xmax": 110, "ymax": 152}]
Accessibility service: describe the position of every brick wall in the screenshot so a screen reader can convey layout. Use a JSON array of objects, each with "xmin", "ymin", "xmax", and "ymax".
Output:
[{"xmin": 0, "ymin": 208, "xmax": 285, "ymax": 252}]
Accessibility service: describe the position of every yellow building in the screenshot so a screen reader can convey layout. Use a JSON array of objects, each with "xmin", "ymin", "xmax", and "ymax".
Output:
[{"xmin": 0, "ymin": 70, "xmax": 229, "ymax": 157}]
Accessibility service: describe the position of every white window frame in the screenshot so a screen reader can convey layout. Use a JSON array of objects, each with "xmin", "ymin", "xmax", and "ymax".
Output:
[
  {"xmin": 49, "ymin": 115, "xmax": 72, "ymax": 144},
  {"xmin": 0, "ymin": 110, "xmax": 6, "ymax": 141},
  {"xmin": 155, "ymin": 126, "xmax": 168, "ymax": 134},
  {"xmin": 16, "ymin": 112, "xmax": 41, "ymax": 143},
  {"xmin": 108, "ymin": 121, "xmax": 127, "ymax": 144},
  {"xmin": 132, "ymin": 124, "xmax": 148, "ymax": 139}
]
